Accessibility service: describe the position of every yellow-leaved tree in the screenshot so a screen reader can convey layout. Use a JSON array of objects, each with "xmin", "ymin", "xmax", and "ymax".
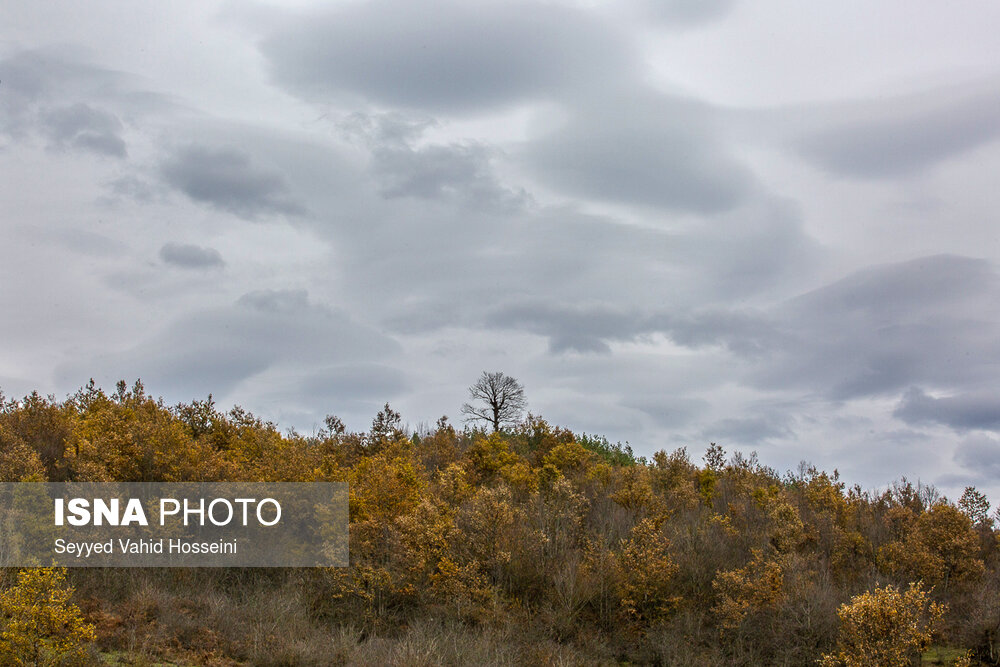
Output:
[
  {"xmin": 616, "ymin": 516, "xmax": 678, "ymax": 624},
  {"xmin": 0, "ymin": 568, "xmax": 96, "ymax": 666},
  {"xmin": 712, "ymin": 549, "xmax": 784, "ymax": 631},
  {"xmin": 819, "ymin": 581, "xmax": 945, "ymax": 667}
]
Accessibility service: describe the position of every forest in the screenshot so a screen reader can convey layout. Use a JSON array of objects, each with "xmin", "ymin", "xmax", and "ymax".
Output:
[{"xmin": 0, "ymin": 378, "xmax": 997, "ymax": 666}]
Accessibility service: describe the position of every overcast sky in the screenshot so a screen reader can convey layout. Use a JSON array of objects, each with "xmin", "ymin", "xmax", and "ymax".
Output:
[{"xmin": 3, "ymin": 0, "xmax": 1000, "ymax": 502}]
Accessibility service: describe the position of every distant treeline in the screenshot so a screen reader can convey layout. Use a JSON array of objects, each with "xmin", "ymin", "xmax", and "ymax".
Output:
[{"xmin": 0, "ymin": 380, "xmax": 997, "ymax": 665}]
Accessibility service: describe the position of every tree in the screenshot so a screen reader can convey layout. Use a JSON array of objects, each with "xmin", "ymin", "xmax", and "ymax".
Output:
[
  {"xmin": 369, "ymin": 403, "xmax": 402, "ymax": 446},
  {"xmin": 460, "ymin": 371, "xmax": 526, "ymax": 432},
  {"xmin": 959, "ymin": 486, "xmax": 991, "ymax": 527},
  {"xmin": 0, "ymin": 568, "xmax": 96, "ymax": 666},
  {"xmin": 819, "ymin": 582, "xmax": 945, "ymax": 667},
  {"xmin": 713, "ymin": 550, "xmax": 784, "ymax": 630}
]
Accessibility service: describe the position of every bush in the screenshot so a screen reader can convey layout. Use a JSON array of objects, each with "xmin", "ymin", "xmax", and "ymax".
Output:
[
  {"xmin": 820, "ymin": 581, "xmax": 945, "ymax": 667},
  {"xmin": 0, "ymin": 568, "xmax": 96, "ymax": 666}
]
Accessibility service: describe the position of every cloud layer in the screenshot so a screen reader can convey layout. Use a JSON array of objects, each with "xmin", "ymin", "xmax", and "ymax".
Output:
[
  {"xmin": 260, "ymin": 0, "xmax": 630, "ymax": 112},
  {"xmin": 3, "ymin": 0, "xmax": 1000, "ymax": 502},
  {"xmin": 159, "ymin": 146, "xmax": 305, "ymax": 219}
]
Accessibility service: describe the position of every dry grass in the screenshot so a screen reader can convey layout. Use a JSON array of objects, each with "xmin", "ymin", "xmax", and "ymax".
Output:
[{"xmin": 74, "ymin": 571, "xmax": 624, "ymax": 666}]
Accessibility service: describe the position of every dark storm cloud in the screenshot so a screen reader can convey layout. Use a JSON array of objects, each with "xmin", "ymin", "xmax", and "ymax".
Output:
[
  {"xmin": 41, "ymin": 103, "xmax": 127, "ymax": 157},
  {"xmin": 159, "ymin": 243, "xmax": 225, "ymax": 270},
  {"xmin": 894, "ymin": 387, "xmax": 1000, "ymax": 431},
  {"xmin": 58, "ymin": 289, "xmax": 398, "ymax": 398},
  {"xmin": 159, "ymin": 146, "xmax": 305, "ymax": 219},
  {"xmin": 524, "ymin": 92, "xmax": 753, "ymax": 212},
  {"xmin": 257, "ymin": 0, "xmax": 631, "ymax": 112},
  {"xmin": 794, "ymin": 87, "xmax": 1000, "ymax": 178}
]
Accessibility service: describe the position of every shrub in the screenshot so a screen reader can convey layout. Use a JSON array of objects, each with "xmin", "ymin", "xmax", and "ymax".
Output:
[
  {"xmin": 0, "ymin": 568, "xmax": 96, "ymax": 666},
  {"xmin": 820, "ymin": 581, "xmax": 945, "ymax": 667}
]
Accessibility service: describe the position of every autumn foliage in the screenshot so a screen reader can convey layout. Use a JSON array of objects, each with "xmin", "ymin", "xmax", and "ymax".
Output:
[
  {"xmin": 0, "ymin": 380, "xmax": 997, "ymax": 665},
  {"xmin": 0, "ymin": 567, "xmax": 95, "ymax": 666},
  {"xmin": 819, "ymin": 582, "xmax": 945, "ymax": 667}
]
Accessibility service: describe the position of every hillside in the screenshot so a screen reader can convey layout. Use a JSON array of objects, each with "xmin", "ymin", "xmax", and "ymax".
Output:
[{"xmin": 0, "ymin": 381, "xmax": 997, "ymax": 665}]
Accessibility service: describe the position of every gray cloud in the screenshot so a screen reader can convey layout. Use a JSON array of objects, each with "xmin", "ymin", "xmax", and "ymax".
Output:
[
  {"xmin": 640, "ymin": 0, "xmax": 738, "ymax": 26},
  {"xmin": 27, "ymin": 227, "xmax": 124, "ymax": 259},
  {"xmin": 954, "ymin": 435, "xmax": 1000, "ymax": 479},
  {"xmin": 159, "ymin": 146, "xmax": 305, "ymax": 219},
  {"xmin": 486, "ymin": 255, "xmax": 1000, "ymax": 419},
  {"xmin": 106, "ymin": 176, "xmax": 160, "ymax": 203},
  {"xmin": 670, "ymin": 201, "xmax": 824, "ymax": 299},
  {"xmin": 657, "ymin": 309, "xmax": 780, "ymax": 356},
  {"xmin": 0, "ymin": 48, "xmax": 168, "ymax": 144},
  {"xmin": 487, "ymin": 302, "xmax": 642, "ymax": 354},
  {"xmin": 58, "ymin": 289, "xmax": 398, "ymax": 399},
  {"xmin": 41, "ymin": 103, "xmax": 126, "ymax": 157},
  {"xmin": 524, "ymin": 92, "xmax": 754, "ymax": 212},
  {"xmin": 894, "ymin": 387, "xmax": 1000, "ymax": 431},
  {"xmin": 159, "ymin": 243, "xmax": 225, "ymax": 270},
  {"xmin": 338, "ymin": 203, "xmax": 692, "ymax": 339},
  {"xmin": 374, "ymin": 141, "xmax": 528, "ymax": 211},
  {"xmin": 356, "ymin": 196, "xmax": 815, "ymax": 351},
  {"xmin": 0, "ymin": 49, "xmax": 103, "ymax": 137},
  {"xmin": 1, "ymin": 48, "xmax": 126, "ymax": 100},
  {"xmin": 754, "ymin": 255, "xmax": 1000, "ymax": 400},
  {"xmin": 701, "ymin": 415, "xmax": 793, "ymax": 446},
  {"xmin": 486, "ymin": 301, "xmax": 777, "ymax": 355},
  {"xmin": 236, "ymin": 289, "xmax": 309, "ymax": 313},
  {"xmin": 301, "ymin": 363, "xmax": 409, "ymax": 402},
  {"xmin": 343, "ymin": 112, "xmax": 529, "ymax": 211},
  {"xmin": 256, "ymin": 0, "xmax": 630, "ymax": 112},
  {"xmin": 319, "ymin": 114, "xmax": 789, "ymax": 339},
  {"xmin": 6, "ymin": 2, "xmax": 1000, "ymax": 504},
  {"xmin": 623, "ymin": 395, "xmax": 709, "ymax": 429},
  {"xmin": 793, "ymin": 87, "xmax": 1000, "ymax": 178}
]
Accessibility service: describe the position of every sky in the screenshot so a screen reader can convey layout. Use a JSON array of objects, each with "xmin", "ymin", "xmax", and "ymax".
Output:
[{"xmin": 2, "ymin": 0, "xmax": 1000, "ymax": 502}]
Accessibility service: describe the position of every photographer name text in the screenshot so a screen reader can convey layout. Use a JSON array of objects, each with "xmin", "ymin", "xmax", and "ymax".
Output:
[{"xmin": 54, "ymin": 538, "xmax": 238, "ymax": 558}]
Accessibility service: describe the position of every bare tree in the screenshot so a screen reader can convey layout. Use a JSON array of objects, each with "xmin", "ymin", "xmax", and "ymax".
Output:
[{"xmin": 461, "ymin": 371, "xmax": 527, "ymax": 432}]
